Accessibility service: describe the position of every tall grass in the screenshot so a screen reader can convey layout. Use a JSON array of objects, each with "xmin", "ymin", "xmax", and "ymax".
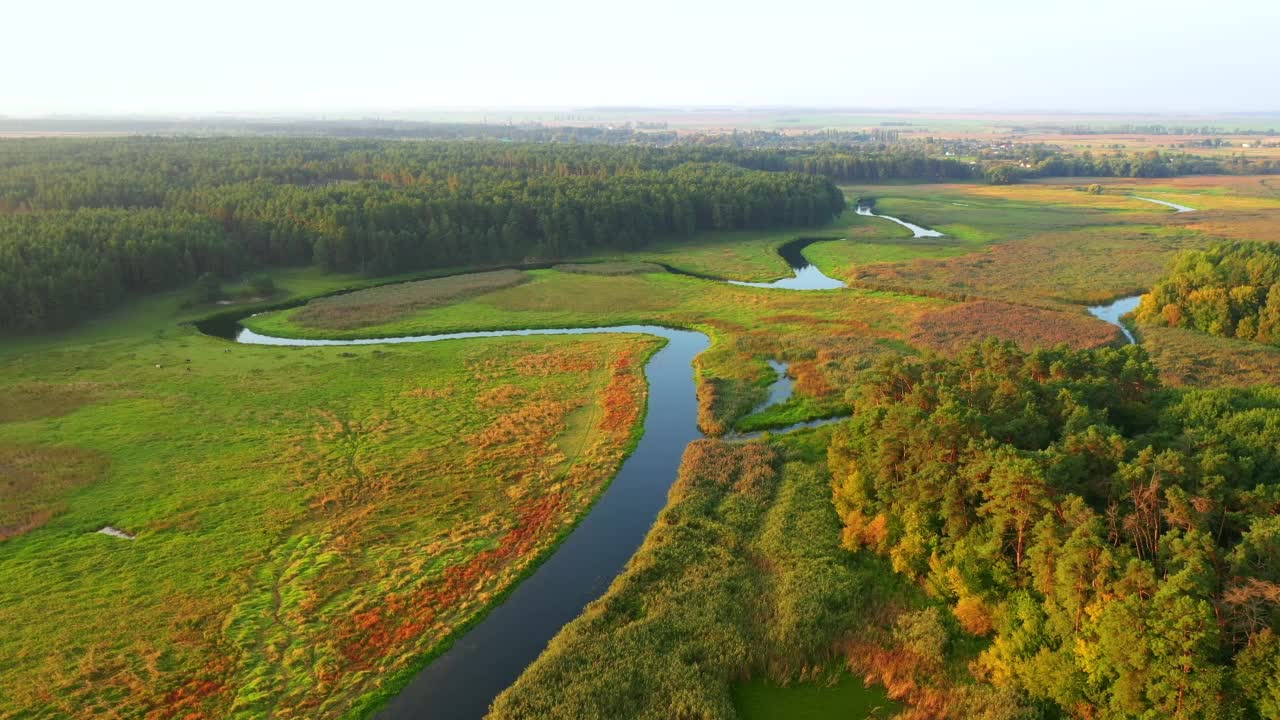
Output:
[
  {"xmin": 489, "ymin": 432, "xmax": 878, "ymax": 719},
  {"xmin": 292, "ymin": 269, "xmax": 528, "ymax": 329}
]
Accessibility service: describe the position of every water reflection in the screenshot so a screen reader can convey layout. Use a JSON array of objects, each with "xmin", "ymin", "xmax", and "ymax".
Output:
[
  {"xmin": 727, "ymin": 238, "xmax": 844, "ymax": 290},
  {"xmin": 1087, "ymin": 295, "xmax": 1142, "ymax": 344}
]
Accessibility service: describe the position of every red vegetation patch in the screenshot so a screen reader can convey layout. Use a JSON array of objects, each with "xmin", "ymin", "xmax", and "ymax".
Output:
[
  {"xmin": 911, "ymin": 301, "xmax": 1122, "ymax": 352},
  {"xmin": 696, "ymin": 378, "xmax": 729, "ymax": 437},
  {"xmin": 842, "ymin": 639, "xmax": 952, "ymax": 718},
  {"xmin": 514, "ymin": 349, "xmax": 600, "ymax": 376},
  {"xmin": 334, "ymin": 491, "xmax": 567, "ymax": 670},
  {"xmin": 474, "ymin": 383, "xmax": 527, "ymax": 409},
  {"xmin": 465, "ymin": 394, "xmax": 574, "ymax": 481},
  {"xmin": 671, "ymin": 440, "xmax": 778, "ymax": 502},
  {"xmin": 600, "ymin": 354, "xmax": 642, "ymax": 433},
  {"xmin": 149, "ymin": 659, "xmax": 232, "ymax": 720},
  {"xmin": 790, "ymin": 360, "xmax": 835, "ymax": 398}
]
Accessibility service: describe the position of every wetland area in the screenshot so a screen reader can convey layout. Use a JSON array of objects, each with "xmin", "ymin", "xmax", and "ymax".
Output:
[{"xmin": 5, "ymin": 134, "xmax": 1280, "ymax": 720}]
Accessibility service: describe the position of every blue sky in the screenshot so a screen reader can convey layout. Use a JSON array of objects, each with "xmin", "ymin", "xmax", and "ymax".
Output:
[{"xmin": 6, "ymin": 0, "xmax": 1278, "ymax": 115}]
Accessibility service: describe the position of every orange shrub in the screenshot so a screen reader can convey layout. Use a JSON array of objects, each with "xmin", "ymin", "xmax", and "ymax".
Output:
[{"xmin": 953, "ymin": 596, "xmax": 994, "ymax": 636}]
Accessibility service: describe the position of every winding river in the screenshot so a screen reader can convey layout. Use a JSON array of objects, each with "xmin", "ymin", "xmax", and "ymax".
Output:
[
  {"xmin": 855, "ymin": 204, "xmax": 945, "ymax": 238},
  {"xmin": 727, "ymin": 238, "xmax": 845, "ymax": 290},
  {"xmin": 227, "ymin": 324, "xmax": 813, "ymax": 719},
  {"xmin": 1087, "ymin": 295, "xmax": 1142, "ymax": 344},
  {"xmin": 203, "ymin": 214, "xmax": 949, "ymax": 719},
  {"xmin": 223, "ymin": 320, "xmax": 825, "ymax": 719},
  {"xmin": 227, "ymin": 327, "xmax": 705, "ymax": 720},
  {"xmin": 756, "ymin": 360, "xmax": 793, "ymax": 410}
]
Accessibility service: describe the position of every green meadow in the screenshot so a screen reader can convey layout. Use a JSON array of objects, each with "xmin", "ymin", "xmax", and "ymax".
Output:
[{"xmin": 0, "ymin": 280, "xmax": 660, "ymax": 718}]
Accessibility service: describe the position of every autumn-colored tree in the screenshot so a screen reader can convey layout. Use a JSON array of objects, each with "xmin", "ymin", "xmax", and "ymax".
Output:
[{"xmin": 831, "ymin": 340, "xmax": 1280, "ymax": 718}]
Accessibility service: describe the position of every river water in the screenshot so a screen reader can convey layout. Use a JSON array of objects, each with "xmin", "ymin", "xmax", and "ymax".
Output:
[
  {"xmin": 757, "ymin": 360, "xmax": 793, "ymax": 410},
  {"xmin": 228, "ymin": 323, "xmax": 824, "ymax": 719},
  {"xmin": 1132, "ymin": 196, "xmax": 1196, "ymax": 213},
  {"xmin": 727, "ymin": 238, "xmax": 845, "ymax": 290},
  {"xmin": 855, "ymin": 204, "xmax": 945, "ymax": 238},
  {"xmin": 209, "ymin": 217, "xmax": 963, "ymax": 718},
  {"xmin": 1086, "ymin": 295, "xmax": 1142, "ymax": 344}
]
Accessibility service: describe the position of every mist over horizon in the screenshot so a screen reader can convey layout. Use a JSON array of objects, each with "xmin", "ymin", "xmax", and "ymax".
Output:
[
  {"xmin": 6, "ymin": 106, "xmax": 1280, "ymax": 120},
  {"xmin": 7, "ymin": 0, "xmax": 1277, "ymax": 117}
]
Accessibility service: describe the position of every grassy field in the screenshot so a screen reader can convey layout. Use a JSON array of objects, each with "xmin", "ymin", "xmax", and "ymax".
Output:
[
  {"xmin": 595, "ymin": 209, "xmax": 906, "ymax": 282},
  {"xmin": 802, "ymin": 236, "xmax": 975, "ymax": 280},
  {"xmin": 823, "ymin": 180, "xmax": 1280, "ymax": 311},
  {"xmin": 1138, "ymin": 323, "xmax": 1280, "ymax": 387},
  {"xmin": 488, "ymin": 430, "xmax": 894, "ymax": 719},
  {"xmin": 910, "ymin": 300, "xmax": 1124, "ymax": 351},
  {"xmin": 0, "ymin": 283, "xmax": 661, "ymax": 719},
  {"xmin": 245, "ymin": 266, "xmax": 945, "ymax": 436},
  {"xmin": 290, "ymin": 269, "xmax": 529, "ymax": 330},
  {"xmin": 733, "ymin": 673, "xmax": 900, "ymax": 720},
  {"xmin": 848, "ymin": 223, "xmax": 1205, "ymax": 305}
]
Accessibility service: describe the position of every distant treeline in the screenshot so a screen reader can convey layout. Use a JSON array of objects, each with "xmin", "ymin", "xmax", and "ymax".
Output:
[
  {"xmin": 985, "ymin": 148, "xmax": 1279, "ymax": 184},
  {"xmin": 787, "ymin": 151, "xmax": 975, "ymax": 181},
  {"xmin": 1136, "ymin": 242, "xmax": 1280, "ymax": 343},
  {"xmin": 2, "ymin": 135, "xmax": 1276, "ymax": 332},
  {"xmin": 1029, "ymin": 149, "xmax": 1275, "ymax": 178},
  {"xmin": 1045, "ymin": 123, "xmax": 1279, "ymax": 136},
  {"xmin": 0, "ymin": 139, "xmax": 844, "ymax": 333},
  {"xmin": 1, "ymin": 137, "xmax": 1271, "ymax": 209},
  {"xmin": 0, "ymin": 138, "xmax": 946, "ymax": 211}
]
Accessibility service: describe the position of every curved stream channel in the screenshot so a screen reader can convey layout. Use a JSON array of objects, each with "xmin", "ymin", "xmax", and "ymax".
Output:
[
  {"xmin": 728, "ymin": 238, "xmax": 845, "ymax": 290},
  {"xmin": 855, "ymin": 204, "xmax": 945, "ymax": 238},
  {"xmin": 1087, "ymin": 295, "xmax": 1142, "ymax": 344},
  {"xmin": 228, "ymin": 326, "xmax": 809, "ymax": 719},
  {"xmin": 241, "ymin": 325, "xmax": 708, "ymax": 720},
  {"xmin": 1133, "ymin": 196, "xmax": 1196, "ymax": 213},
  {"xmin": 204, "ymin": 217, "xmax": 945, "ymax": 718}
]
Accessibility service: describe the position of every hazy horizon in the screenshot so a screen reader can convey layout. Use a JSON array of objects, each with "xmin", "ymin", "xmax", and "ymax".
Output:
[
  {"xmin": 7, "ymin": 0, "xmax": 1279, "ymax": 116},
  {"xmin": 6, "ymin": 106, "xmax": 1280, "ymax": 120}
]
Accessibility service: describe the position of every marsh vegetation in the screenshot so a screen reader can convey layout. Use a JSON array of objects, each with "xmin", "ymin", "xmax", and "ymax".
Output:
[{"xmin": 3, "ymin": 130, "xmax": 1280, "ymax": 720}]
